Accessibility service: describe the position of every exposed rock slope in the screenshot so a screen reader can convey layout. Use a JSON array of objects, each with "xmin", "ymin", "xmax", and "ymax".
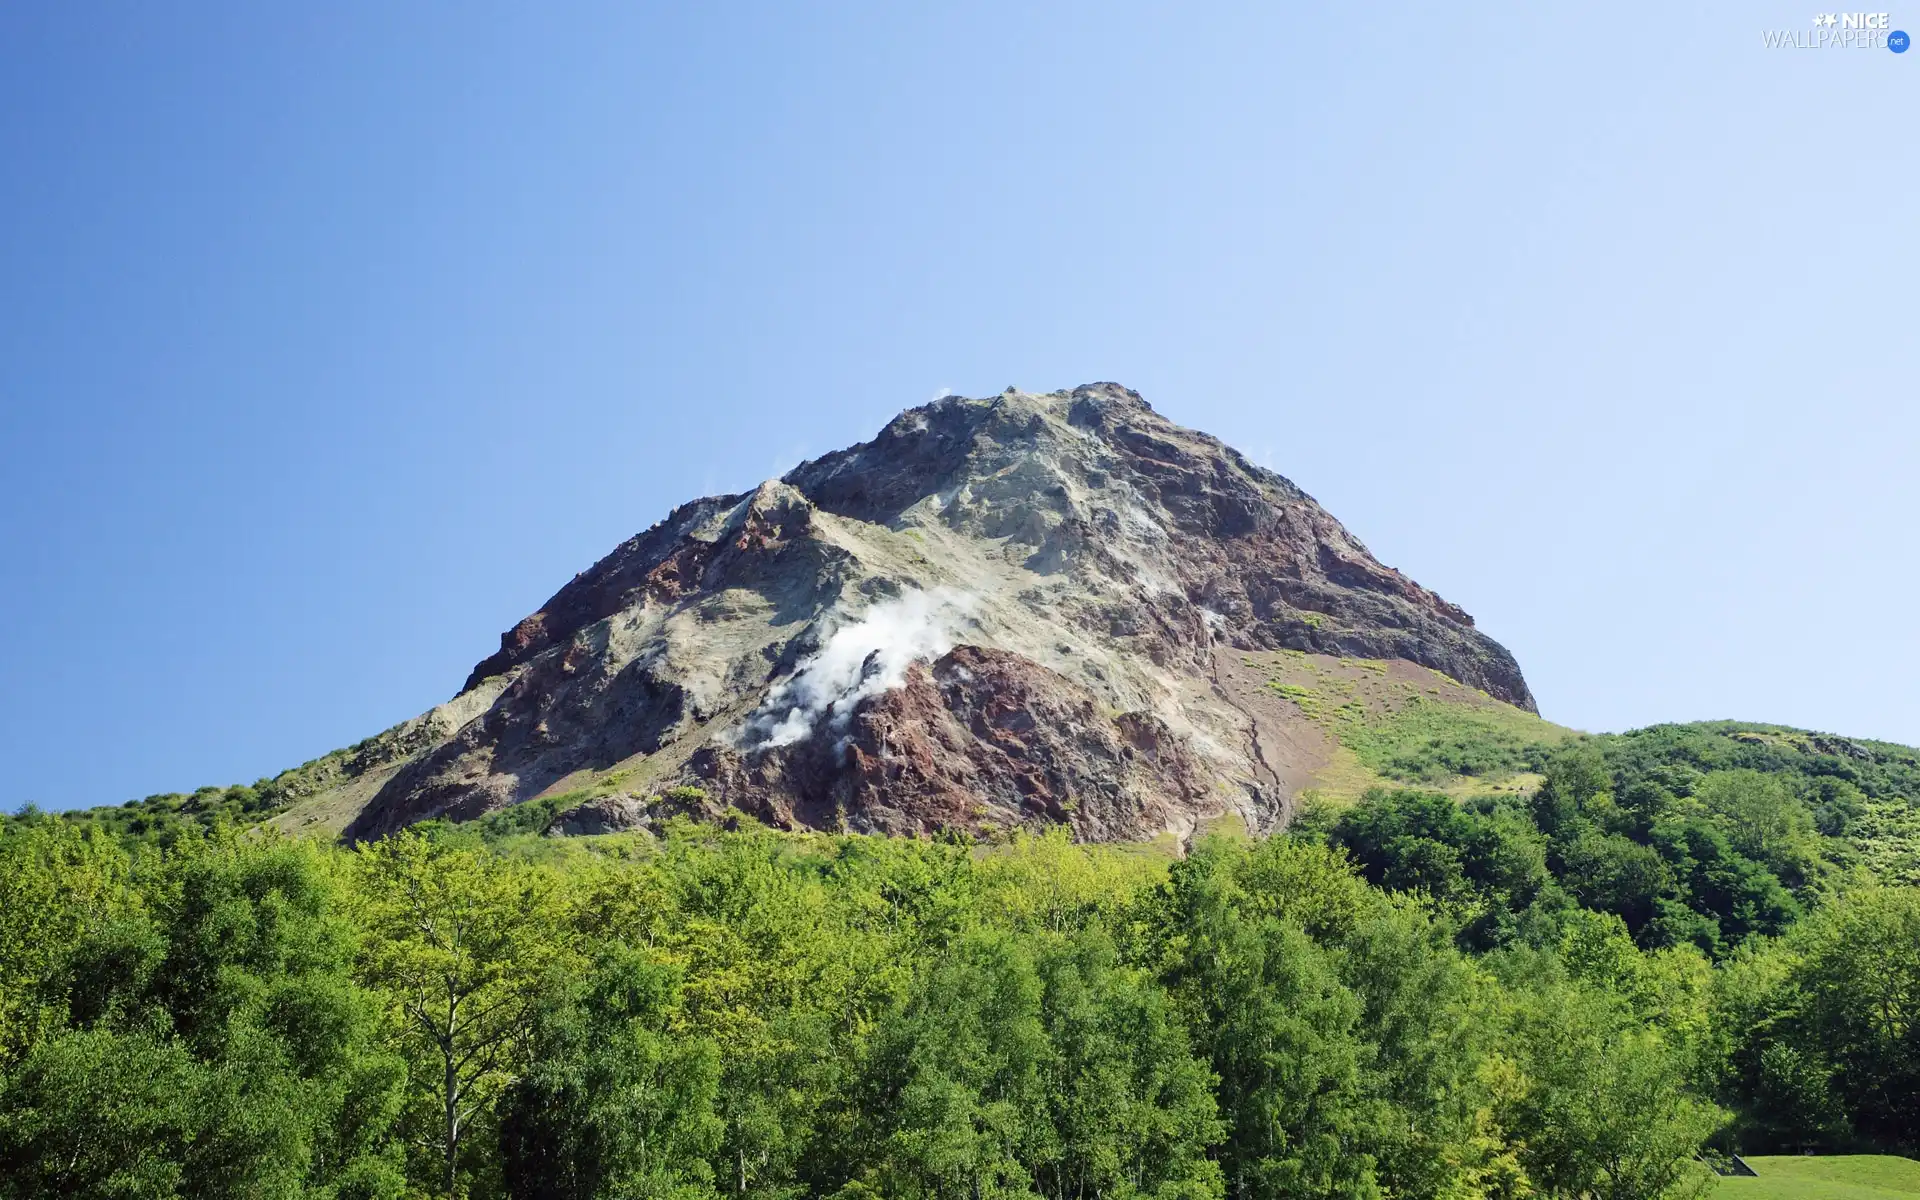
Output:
[{"xmin": 344, "ymin": 384, "xmax": 1533, "ymax": 842}]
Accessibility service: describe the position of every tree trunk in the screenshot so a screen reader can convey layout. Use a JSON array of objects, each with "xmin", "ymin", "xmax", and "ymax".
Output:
[{"xmin": 444, "ymin": 1053, "xmax": 461, "ymax": 1197}]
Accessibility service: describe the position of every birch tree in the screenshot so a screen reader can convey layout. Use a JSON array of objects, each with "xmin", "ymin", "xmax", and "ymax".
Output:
[{"xmin": 358, "ymin": 832, "xmax": 567, "ymax": 1197}]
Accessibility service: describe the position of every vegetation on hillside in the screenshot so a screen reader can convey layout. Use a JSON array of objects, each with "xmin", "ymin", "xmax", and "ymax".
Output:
[
  {"xmin": 3, "ymin": 798, "xmax": 1919, "ymax": 1199},
  {"xmin": 7, "ymin": 715, "xmax": 442, "ymax": 848},
  {"xmin": 6, "ymin": 701, "xmax": 1920, "ymax": 1198}
]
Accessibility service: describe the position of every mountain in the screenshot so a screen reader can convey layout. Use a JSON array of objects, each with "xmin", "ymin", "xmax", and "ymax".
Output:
[{"xmin": 307, "ymin": 384, "xmax": 1536, "ymax": 843}]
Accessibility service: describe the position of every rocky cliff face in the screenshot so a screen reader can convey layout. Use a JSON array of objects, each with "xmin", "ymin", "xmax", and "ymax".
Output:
[{"xmin": 344, "ymin": 384, "xmax": 1533, "ymax": 843}]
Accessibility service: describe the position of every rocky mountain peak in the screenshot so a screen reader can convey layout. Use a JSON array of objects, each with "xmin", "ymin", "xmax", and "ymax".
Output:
[{"xmin": 346, "ymin": 384, "xmax": 1532, "ymax": 843}]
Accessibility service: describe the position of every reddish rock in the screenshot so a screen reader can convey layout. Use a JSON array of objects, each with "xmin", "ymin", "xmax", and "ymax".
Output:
[
  {"xmin": 345, "ymin": 384, "xmax": 1536, "ymax": 843},
  {"xmin": 689, "ymin": 646, "xmax": 1206, "ymax": 841}
]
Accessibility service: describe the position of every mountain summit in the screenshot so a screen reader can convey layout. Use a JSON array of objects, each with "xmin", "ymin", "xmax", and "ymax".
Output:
[{"xmin": 342, "ymin": 384, "xmax": 1533, "ymax": 843}]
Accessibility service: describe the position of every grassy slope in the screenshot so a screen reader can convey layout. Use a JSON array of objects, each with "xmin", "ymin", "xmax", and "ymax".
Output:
[
  {"xmin": 1245, "ymin": 652, "xmax": 1920, "ymax": 883},
  {"xmin": 1245, "ymin": 651, "xmax": 1579, "ymax": 807},
  {"xmin": 1712, "ymin": 1156, "xmax": 1920, "ymax": 1199},
  {"xmin": 10, "ymin": 718, "xmax": 431, "ymax": 843}
]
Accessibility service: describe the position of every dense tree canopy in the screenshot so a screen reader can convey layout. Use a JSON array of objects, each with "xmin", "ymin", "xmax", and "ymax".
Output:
[{"xmin": 3, "ymin": 730, "xmax": 1919, "ymax": 1198}]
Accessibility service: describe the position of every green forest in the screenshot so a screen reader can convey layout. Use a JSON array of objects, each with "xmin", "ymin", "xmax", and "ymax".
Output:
[{"xmin": 4, "ymin": 722, "xmax": 1919, "ymax": 1200}]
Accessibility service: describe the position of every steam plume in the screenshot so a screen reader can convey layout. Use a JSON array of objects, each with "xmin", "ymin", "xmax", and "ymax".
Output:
[{"xmin": 738, "ymin": 589, "xmax": 969, "ymax": 752}]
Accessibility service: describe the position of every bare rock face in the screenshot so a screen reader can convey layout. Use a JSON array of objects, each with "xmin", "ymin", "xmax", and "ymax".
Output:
[
  {"xmin": 548, "ymin": 793, "xmax": 652, "ymax": 836},
  {"xmin": 689, "ymin": 646, "xmax": 1209, "ymax": 841},
  {"xmin": 344, "ymin": 384, "xmax": 1533, "ymax": 842}
]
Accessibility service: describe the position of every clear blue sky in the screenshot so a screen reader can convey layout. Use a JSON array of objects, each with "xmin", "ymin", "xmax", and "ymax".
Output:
[{"xmin": 2, "ymin": 3, "xmax": 1914, "ymax": 810}]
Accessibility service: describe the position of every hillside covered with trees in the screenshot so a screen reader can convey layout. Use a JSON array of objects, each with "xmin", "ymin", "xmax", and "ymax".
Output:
[{"xmin": 4, "ymin": 714, "xmax": 1919, "ymax": 1200}]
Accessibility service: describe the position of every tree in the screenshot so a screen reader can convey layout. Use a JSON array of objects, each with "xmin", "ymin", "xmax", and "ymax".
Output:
[
  {"xmin": 1152, "ymin": 838, "xmax": 1383, "ymax": 1200},
  {"xmin": 1031, "ymin": 930, "xmax": 1223, "ymax": 1200},
  {"xmin": 357, "ymin": 832, "xmax": 569, "ymax": 1197},
  {"xmin": 1804, "ymin": 777, "xmax": 1866, "ymax": 838},
  {"xmin": 1337, "ymin": 901, "xmax": 1529, "ymax": 1200},
  {"xmin": 858, "ymin": 928, "xmax": 1054, "ymax": 1200},
  {"xmin": 0, "ymin": 822, "xmax": 134, "ymax": 1064},
  {"xmin": 1332, "ymin": 791, "xmax": 1475, "ymax": 903},
  {"xmin": 1694, "ymin": 771, "xmax": 1817, "ymax": 882},
  {"xmin": 640, "ymin": 829, "xmax": 894, "ymax": 1199},
  {"xmin": 1556, "ymin": 829, "xmax": 1673, "ymax": 934},
  {"xmin": 1787, "ymin": 887, "xmax": 1920, "ymax": 1149},
  {"xmin": 2, "ymin": 835, "xmax": 408, "ymax": 1199},
  {"xmin": 1531, "ymin": 744, "xmax": 1614, "ymax": 838},
  {"xmin": 1648, "ymin": 820, "xmax": 1799, "ymax": 952},
  {"xmin": 1332, "ymin": 790, "xmax": 1554, "ymax": 950},
  {"xmin": 0, "ymin": 1021, "xmax": 365, "ymax": 1200},
  {"xmin": 499, "ymin": 946, "xmax": 723, "ymax": 1200},
  {"xmin": 0, "ymin": 1028, "xmax": 204, "ymax": 1199},
  {"xmin": 1501, "ymin": 980, "xmax": 1721, "ymax": 1200}
]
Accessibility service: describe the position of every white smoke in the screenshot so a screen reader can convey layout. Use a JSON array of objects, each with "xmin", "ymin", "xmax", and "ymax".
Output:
[{"xmin": 738, "ymin": 589, "xmax": 971, "ymax": 752}]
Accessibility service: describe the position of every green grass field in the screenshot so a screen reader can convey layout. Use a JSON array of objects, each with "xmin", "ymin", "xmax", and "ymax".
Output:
[
  {"xmin": 1249, "ymin": 651, "xmax": 1577, "ymax": 807},
  {"xmin": 1711, "ymin": 1156, "xmax": 1920, "ymax": 1199}
]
